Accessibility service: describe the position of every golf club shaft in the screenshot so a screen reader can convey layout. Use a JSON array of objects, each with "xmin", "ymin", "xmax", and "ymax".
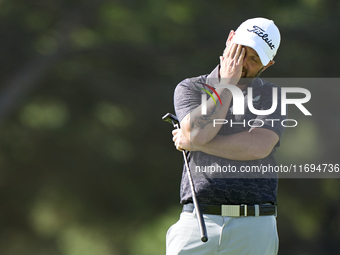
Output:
[
  {"xmin": 173, "ymin": 123, "xmax": 208, "ymax": 243},
  {"xmin": 182, "ymin": 150, "xmax": 208, "ymax": 242}
]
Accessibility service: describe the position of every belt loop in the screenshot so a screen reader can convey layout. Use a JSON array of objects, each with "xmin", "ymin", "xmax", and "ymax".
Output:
[
  {"xmin": 255, "ymin": 204, "xmax": 259, "ymax": 217},
  {"xmin": 244, "ymin": 204, "xmax": 247, "ymax": 217}
]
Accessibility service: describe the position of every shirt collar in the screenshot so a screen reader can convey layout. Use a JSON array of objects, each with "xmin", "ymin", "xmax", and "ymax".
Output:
[{"xmin": 206, "ymin": 65, "xmax": 220, "ymax": 86}]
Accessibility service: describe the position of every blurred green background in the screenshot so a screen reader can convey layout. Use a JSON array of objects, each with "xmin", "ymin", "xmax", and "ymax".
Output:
[{"xmin": 0, "ymin": 0, "xmax": 339, "ymax": 254}]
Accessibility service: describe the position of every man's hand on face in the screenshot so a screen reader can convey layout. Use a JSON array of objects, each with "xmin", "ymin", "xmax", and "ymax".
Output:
[{"xmin": 219, "ymin": 31, "xmax": 245, "ymax": 86}]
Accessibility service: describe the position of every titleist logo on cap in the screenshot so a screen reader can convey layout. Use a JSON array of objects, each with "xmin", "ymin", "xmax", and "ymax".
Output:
[{"xmin": 247, "ymin": 25, "xmax": 275, "ymax": 50}]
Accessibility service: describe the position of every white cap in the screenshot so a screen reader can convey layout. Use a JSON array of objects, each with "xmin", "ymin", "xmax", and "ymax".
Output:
[{"xmin": 233, "ymin": 17, "xmax": 281, "ymax": 66}]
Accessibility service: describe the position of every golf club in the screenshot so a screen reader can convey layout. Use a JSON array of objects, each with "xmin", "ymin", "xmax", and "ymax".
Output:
[{"xmin": 162, "ymin": 112, "xmax": 208, "ymax": 243}]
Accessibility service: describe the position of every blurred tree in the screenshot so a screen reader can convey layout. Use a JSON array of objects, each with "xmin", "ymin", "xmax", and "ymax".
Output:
[{"xmin": 0, "ymin": 0, "xmax": 338, "ymax": 254}]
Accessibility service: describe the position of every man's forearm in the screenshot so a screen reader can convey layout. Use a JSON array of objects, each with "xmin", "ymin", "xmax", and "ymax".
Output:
[
  {"xmin": 181, "ymin": 88, "xmax": 232, "ymax": 145},
  {"xmin": 194, "ymin": 128, "xmax": 279, "ymax": 161}
]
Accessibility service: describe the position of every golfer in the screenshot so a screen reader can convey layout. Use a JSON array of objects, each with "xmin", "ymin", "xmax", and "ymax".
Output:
[{"xmin": 167, "ymin": 17, "xmax": 286, "ymax": 255}]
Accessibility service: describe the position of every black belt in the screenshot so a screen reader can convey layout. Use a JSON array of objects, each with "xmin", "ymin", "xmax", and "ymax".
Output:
[{"xmin": 183, "ymin": 203, "xmax": 277, "ymax": 217}]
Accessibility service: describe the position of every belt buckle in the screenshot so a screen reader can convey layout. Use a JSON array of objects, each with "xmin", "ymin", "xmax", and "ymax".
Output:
[{"xmin": 221, "ymin": 205, "xmax": 240, "ymax": 217}]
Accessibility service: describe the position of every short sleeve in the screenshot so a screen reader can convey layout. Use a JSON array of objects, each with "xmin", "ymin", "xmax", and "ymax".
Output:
[{"xmin": 173, "ymin": 77, "xmax": 203, "ymax": 124}]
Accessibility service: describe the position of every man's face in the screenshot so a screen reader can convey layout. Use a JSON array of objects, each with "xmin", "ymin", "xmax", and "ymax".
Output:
[
  {"xmin": 238, "ymin": 46, "xmax": 274, "ymax": 85},
  {"xmin": 223, "ymin": 31, "xmax": 275, "ymax": 85},
  {"xmin": 241, "ymin": 46, "xmax": 265, "ymax": 78}
]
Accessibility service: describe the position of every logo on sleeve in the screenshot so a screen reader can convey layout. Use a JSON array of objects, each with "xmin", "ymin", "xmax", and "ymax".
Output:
[{"xmin": 198, "ymin": 82, "xmax": 223, "ymax": 106}]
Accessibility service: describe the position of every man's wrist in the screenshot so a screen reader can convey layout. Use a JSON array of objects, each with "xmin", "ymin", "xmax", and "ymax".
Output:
[{"xmin": 219, "ymin": 77, "xmax": 240, "ymax": 86}]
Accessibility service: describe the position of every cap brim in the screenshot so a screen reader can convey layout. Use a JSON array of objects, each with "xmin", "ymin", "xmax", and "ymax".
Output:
[{"xmin": 233, "ymin": 36, "xmax": 270, "ymax": 66}]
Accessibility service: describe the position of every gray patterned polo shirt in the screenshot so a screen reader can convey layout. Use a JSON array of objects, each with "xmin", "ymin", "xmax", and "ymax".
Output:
[{"xmin": 174, "ymin": 66, "xmax": 286, "ymax": 205}]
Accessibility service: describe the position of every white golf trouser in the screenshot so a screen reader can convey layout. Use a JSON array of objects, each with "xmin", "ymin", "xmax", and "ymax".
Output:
[{"xmin": 166, "ymin": 212, "xmax": 278, "ymax": 255}]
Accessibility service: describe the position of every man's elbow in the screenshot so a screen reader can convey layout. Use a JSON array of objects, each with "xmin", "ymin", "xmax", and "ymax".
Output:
[
  {"xmin": 251, "ymin": 145, "xmax": 273, "ymax": 159},
  {"xmin": 248, "ymin": 128, "xmax": 279, "ymax": 159}
]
